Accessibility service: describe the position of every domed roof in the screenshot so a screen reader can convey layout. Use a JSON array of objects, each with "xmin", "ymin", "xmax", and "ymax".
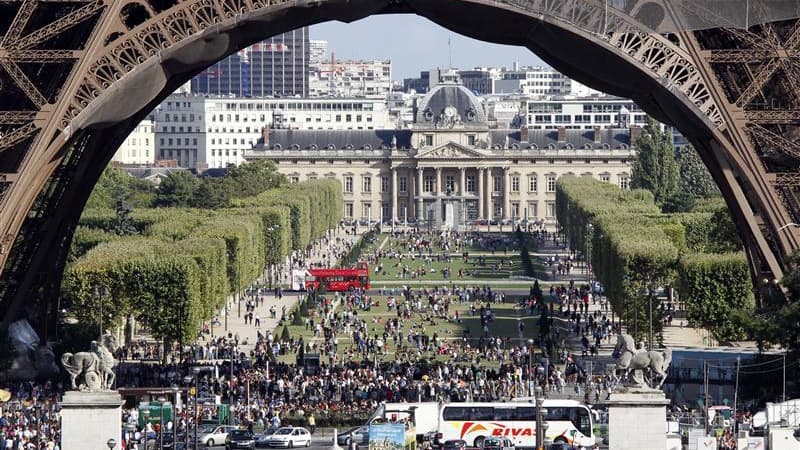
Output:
[{"xmin": 414, "ymin": 83, "xmax": 487, "ymax": 126}]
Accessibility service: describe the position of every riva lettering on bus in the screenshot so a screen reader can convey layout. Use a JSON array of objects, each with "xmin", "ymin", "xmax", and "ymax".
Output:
[{"xmin": 459, "ymin": 423, "xmax": 534, "ymax": 439}]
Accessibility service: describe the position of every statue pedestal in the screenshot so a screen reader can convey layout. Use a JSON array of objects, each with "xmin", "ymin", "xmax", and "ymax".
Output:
[
  {"xmin": 60, "ymin": 391, "xmax": 123, "ymax": 450},
  {"xmin": 604, "ymin": 387, "xmax": 670, "ymax": 450}
]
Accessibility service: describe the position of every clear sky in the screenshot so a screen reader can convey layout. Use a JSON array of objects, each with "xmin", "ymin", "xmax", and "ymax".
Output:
[{"xmin": 310, "ymin": 14, "xmax": 546, "ymax": 80}]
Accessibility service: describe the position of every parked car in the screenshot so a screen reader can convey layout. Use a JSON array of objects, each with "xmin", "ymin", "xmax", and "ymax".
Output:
[
  {"xmin": 442, "ymin": 439, "xmax": 467, "ymax": 450},
  {"xmin": 480, "ymin": 437, "xmax": 514, "ymax": 450},
  {"xmin": 226, "ymin": 429, "xmax": 256, "ymax": 449},
  {"xmin": 334, "ymin": 426, "xmax": 369, "ymax": 446},
  {"xmin": 265, "ymin": 427, "xmax": 311, "ymax": 448},
  {"xmin": 198, "ymin": 425, "xmax": 239, "ymax": 447}
]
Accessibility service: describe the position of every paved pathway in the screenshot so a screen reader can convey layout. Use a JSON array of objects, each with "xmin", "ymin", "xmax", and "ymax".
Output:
[{"xmin": 197, "ymin": 229, "xmax": 364, "ymax": 354}]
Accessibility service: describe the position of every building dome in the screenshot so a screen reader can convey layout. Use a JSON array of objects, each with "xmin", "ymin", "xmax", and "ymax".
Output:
[{"xmin": 414, "ymin": 83, "xmax": 487, "ymax": 126}]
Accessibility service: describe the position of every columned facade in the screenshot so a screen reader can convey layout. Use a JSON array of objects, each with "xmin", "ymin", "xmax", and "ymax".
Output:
[{"xmin": 246, "ymin": 83, "xmax": 635, "ymax": 228}]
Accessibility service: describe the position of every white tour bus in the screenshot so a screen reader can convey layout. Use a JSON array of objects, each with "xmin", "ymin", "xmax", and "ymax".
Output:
[{"xmin": 438, "ymin": 400, "xmax": 595, "ymax": 448}]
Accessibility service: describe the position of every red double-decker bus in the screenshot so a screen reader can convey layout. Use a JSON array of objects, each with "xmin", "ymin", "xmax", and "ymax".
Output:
[{"xmin": 304, "ymin": 261, "xmax": 371, "ymax": 292}]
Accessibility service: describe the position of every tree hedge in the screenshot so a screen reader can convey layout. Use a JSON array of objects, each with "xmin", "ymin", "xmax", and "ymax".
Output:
[
  {"xmin": 64, "ymin": 178, "xmax": 342, "ymax": 345},
  {"xmin": 556, "ymin": 175, "xmax": 751, "ymax": 342},
  {"xmin": 678, "ymin": 252, "xmax": 755, "ymax": 342}
]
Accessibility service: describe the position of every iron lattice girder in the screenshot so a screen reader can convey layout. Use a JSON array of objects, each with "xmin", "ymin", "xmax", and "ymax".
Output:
[
  {"xmin": 774, "ymin": 173, "xmax": 800, "ymax": 187},
  {"xmin": 746, "ymin": 110, "xmax": 800, "ymax": 124},
  {"xmin": 0, "ymin": 0, "xmax": 37, "ymax": 49},
  {"xmin": 0, "ymin": 122, "xmax": 37, "ymax": 150},
  {"xmin": 2, "ymin": 49, "xmax": 81, "ymax": 62},
  {"xmin": 748, "ymin": 124, "xmax": 800, "ymax": 160},
  {"xmin": 0, "ymin": 112, "xmax": 37, "ymax": 125},
  {"xmin": 0, "ymin": 58, "xmax": 46, "ymax": 108},
  {"xmin": 707, "ymin": 49, "xmax": 799, "ymax": 63},
  {"xmin": 9, "ymin": 1, "xmax": 104, "ymax": 50}
]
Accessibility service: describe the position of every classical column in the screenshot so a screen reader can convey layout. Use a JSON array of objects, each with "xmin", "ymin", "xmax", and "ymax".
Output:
[
  {"xmin": 435, "ymin": 168, "xmax": 442, "ymax": 196},
  {"xmin": 485, "ymin": 167, "xmax": 493, "ymax": 220},
  {"xmin": 503, "ymin": 166, "xmax": 511, "ymax": 220},
  {"xmin": 477, "ymin": 168, "xmax": 485, "ymax": 219},
  {"xmin": 417, "ymin": 167, "xmax": 424, "ymax": 221},
  {"xmin": 391, "ymin": 168, "xmax": 398, "ymax": 223},
  {"xmin": 460, "ymin": 167, "xmax": 466, "ymax": 196}
]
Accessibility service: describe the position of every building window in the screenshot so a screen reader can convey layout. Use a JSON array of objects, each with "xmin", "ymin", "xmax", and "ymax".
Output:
[
  {"xmin": 528, "ymin": 202, "xmax": 538, "ymax": 218},
  {"xmin": 619, "ymin": 174, "xmax": 630, "ymax": 190},
  {"xmin": 424, "ymin": 176, "xmax": 435, "ymax": 193},
  {"xmin": 399, "ymin": 176, "xmax": 408, "ymax": 193},
  {"xmin": 467, "ymin": 175, "xmax": 476, "ymax": 192},
  {"xmin": 528, "ymin": 175, "xmax": 538, "ymax": 192},
  {"xmin": 362, "ymin": 176, "xmax": 372, "ymax": 193},
  {"xmin": 381, "ymin": 176, "xmax": 389, "ymax": 193},
  {"xmin": 467, "ymin": 135, "xmax": 476, "ymax": 146},
  {"xmin": 362, "ymin": 202, "xmax": 372, "ymax": 219},
  {"xmin": 546, "ymin": 175, "xmax": 557, "ymax": 193},
  {"xmin": 511, "ymin": 176, "xmax": 520, "ymax": 193},
  {"xmin": 511, "ymin": 203, "xmax": 520, "ymax": 218},
  {"xmin": 345, "ymin": 203, "xmax": 354, "ymax": 218},
  {"xmin": 600, "ymin": 174, "xmax": 610, "ymax": 183},
  {"xmin": 290, "ymin": 176, "xmax": 299, "ymax": 184},
  {"xmin": 493, "ymin": 176, "xmax": 502, "ymax": 193},
  {"xmin": 425, "ymin": 135, "xmax": 434, "ymax": 146},
  {"xmin": 546, "ymin": 202, "xmax": 556, "ymax": 218},
  {"xmin": 344, "ymin": 176, "xmax": 353, "ymax": 193},
  {"xmin": 445, "ymin": 175, "xmax": 456, "ymax": 193}
]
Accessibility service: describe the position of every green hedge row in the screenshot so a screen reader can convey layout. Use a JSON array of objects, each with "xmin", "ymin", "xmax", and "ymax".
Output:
[
  {"xmin": 556, "ymin": 175, "xmax": 751, "ymax": 342},
  {"xmin": 66, "ymin": 179, "xmax": 342, "ymax": 343}
]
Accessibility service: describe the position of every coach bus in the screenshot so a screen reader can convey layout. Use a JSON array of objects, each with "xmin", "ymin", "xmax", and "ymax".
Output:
[
  {"xmin": 304, "ymin": 261, "xmax": 370, "ymax": 292},
  {"xmin": 438, "ymin": 400, "xmax": 595, "ymax": 448}
]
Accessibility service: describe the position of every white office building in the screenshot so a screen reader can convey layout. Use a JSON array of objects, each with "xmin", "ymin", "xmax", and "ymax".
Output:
[
  {"xmin": 310, "ymin": 39, "xmax": 328, "ymax": 65},
  {"xmin": 111, "ymin": 119, "xmax": 155, "ymax": 165},
  {"xmin": 154, "ymin": 94, "xmax": 395, "ymax": 169},
  {"xmin": 309, "ymin": 59, "xmax": 392, "ymax": 98},
  {"xmin": 525, "ymin": 96, "xmax": 648, "ymax": 130}
]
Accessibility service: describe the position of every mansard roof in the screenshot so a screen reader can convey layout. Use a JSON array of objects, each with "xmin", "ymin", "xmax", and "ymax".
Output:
[
  {"xmin": 488, "ymin": 128, "xmax": 631, "ymax": 150},
  {"xmin": 255, "ymin": 129, "xmax": 414, "ymax": 150}
]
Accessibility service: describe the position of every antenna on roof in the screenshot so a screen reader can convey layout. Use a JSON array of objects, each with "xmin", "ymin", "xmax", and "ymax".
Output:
[{"xmin": 448, "ymin": 37, "xmax": 452, "ymax": 70}]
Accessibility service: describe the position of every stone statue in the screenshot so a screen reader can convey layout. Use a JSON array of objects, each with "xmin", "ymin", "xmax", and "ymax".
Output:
[
  {"xmin": 6, "ymin": 319, "xmax": 59, "ymax": 380},
  {"xmin": 612, "ymin": 333, "xmax": 672, "ymax": 389},
  {"xmin": 61, "ymin": 334, "xmax": 119, "ymax": 391}
]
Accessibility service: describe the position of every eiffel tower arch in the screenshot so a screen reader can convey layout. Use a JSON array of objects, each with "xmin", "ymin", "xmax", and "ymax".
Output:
[{"xmin": 0, "ymin": 0, "xmax": 798, "ymax": 333}]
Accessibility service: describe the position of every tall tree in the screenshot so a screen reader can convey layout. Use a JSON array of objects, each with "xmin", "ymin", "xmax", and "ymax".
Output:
[
  {"xmin": 155, "ymin": 171, "xmax": 199, "ymax": 207},
  {"xmin": 191, "ymin": 178, "xmax": 231, "ymax": 209},
  {"xmin": 676, "ymin": 144, "xmax": 720, "ymax": 198},
  {"xmin": 86, "ymin": 167, "xmax": 155, "ymax": 209},
  {"xmin": 631, "ymin": 117, "xmax": 680, "ymax": 203},
  {"xmin": 224, "ymin": 160, "xmax": 286, "ymax": 198}
]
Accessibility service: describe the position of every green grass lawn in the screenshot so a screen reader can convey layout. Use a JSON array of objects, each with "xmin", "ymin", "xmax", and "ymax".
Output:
[{"xmin": 275, "ymin": 296, "xmax": 550, "ymax": 365}]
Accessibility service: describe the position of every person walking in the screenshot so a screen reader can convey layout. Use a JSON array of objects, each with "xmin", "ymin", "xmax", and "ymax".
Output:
[{"xmin": 307, "ymin": 413, "xmax": 316, "ymax": 435}]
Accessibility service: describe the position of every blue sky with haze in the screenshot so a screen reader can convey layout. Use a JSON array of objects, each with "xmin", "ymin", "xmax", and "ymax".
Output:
[{"xmin": 311, "ymin": 14, "xmax": 546, "ymax": 80}]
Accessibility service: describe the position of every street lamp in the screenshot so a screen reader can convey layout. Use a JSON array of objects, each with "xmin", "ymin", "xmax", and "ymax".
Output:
[
  {"xmin": 192, "ymin": 367, "xmax": 201, "ymax": 447},
  {"xmin": 107, "ymin": 438, "xmax": 117, "ymax": 449},
  {"xmin": 183, "ymin": 376, "xmax": 192, "ymax": 450},
  {"xmin": 534, "ymin": 387, "xmax": 548, "ymax": 450},
  {"xmin": 157, "ymin": 396, "xmax": 167, "ymax": 450},
  {"xmin": 527, "ymin": 338, "xmax": 534, "ymax": 396}
]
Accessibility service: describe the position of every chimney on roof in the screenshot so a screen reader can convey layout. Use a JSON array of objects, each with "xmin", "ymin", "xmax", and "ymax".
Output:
[
  {"xmin": 593, "ymin": 126, "xmax": 602, "ymax": 144},
  {"xmin": 630, "ymin": 125, "xmax": 643, "ymax": 145},
  {"xmin": 262, "ymin": 126, "xmax": 271, "ymax": 147},
  {"xmin": 520, "ymin": 125, "xmax": 529, "ymax": 143},
  {"xmin": 557, "ymin": 126, "xmax": 566, "ymax": 142}
]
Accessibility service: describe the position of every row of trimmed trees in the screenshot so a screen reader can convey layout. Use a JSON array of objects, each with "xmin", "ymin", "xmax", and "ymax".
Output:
[
  {"xmin": 556, "ymin": 176, "xmax": 753, "ymax": 343},
  {"xmin": 62, "ymin": 179, "xmax": 342, "ymax": 348}
]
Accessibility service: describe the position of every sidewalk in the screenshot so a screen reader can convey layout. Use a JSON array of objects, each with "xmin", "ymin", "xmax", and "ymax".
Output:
[{"xmin": 199, "ymin": 228, "xmax": 364, "ymax": 355}]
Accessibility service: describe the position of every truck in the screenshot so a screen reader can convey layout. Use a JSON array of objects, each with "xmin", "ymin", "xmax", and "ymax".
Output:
[{"xmin": 370, "ymin": 402, "xmax": 440, "ymax": 445}]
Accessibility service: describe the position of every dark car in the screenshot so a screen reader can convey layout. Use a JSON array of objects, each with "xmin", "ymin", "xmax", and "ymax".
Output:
[
  {"xmin": 227, "ymin": 429, "xmax": 256, "ymax": 450},
  {"xmin": 442, "ymin": 439, "xmax": 467, "ymax": 450}
]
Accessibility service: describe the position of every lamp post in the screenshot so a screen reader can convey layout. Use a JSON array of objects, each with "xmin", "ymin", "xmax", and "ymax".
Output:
[
  {"xmin": 534, "ymin": 388, "xmax": 547, "ymax": 450},
  {"xmin": 192, "ymin": 366, "xmax": 201, "ymax": 447},
  {"xmin": 157, "ymin": 396, "xmax": 167, "ymax": 450},
  {"xmin": 527, "ymin": 338, "xmax": 534, "ymax": 396},
  {"xmin": 142, "ymin": 409, "xmax": 151, "ymax": 448},
  {"xmin": 107, "ymin": 438, "xmax": 117, "ymax": 450},
  {"xmin": 183, "ymin": 376, "xmax": 192, "ymax": 450}
]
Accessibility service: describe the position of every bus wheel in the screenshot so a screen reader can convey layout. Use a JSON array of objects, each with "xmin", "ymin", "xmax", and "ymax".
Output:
[
  {"xmin": 473, "ymin": 437, "xmax": 485, "ymax": 448},
  {"xmin": 553, "ymin": 437, "xmax": 567, "ymax": 444}
]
